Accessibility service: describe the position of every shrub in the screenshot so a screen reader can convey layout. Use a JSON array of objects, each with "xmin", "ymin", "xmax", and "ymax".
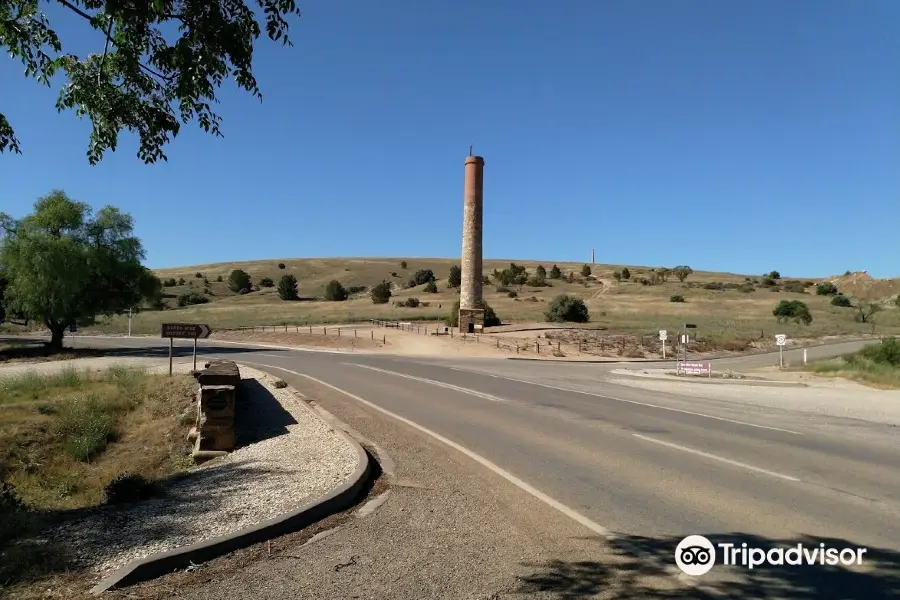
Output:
[
  {"xmin": 545, "ymin": 295, "xmax": 589, "ymax": 323},
  {"xmin": 277, "ymin": 274, "xmax": 299, "ymax": 300},
  {"xmin": 177, "ymin": 292, "xmax": 209, "ymax": 307},
  {"xmin": 259, "ymin": 277, "xmax": 275, "ymax": 288},
  {"xmin": 103, "ymin": 473, "xmax": 161, "ymax": 505},
  {"xmin": 773, "ymin": 300, "xmax": 812, "ymax": 325},
  {"xmin": 410, "ymin": 269, "xmax": 436, "ymax": 286},
  {"xmin": 400, "ymin": 261, "xmax": 407, "ymax": 269},
  {"xmin": 581, "ymin": 264, "xmax": 592, "ymax": 277},
  {"xmin": 404, "ymin": 297, "xmax": 421, "ymax": 308},
  {"xmin": 816, "ymin": 282, "xmax": 839, "ymax": 296},
  {"xmin": 228, "ymin": 269, "xmax": 252, "ymax": 294},
  {"xmin": 613, "ymin": 271, "xmax": 622, "ymax": 282},
  {"xmin": 761, "ymin": 277, "xmax": 776, "ymax": 287},
  {"xmin": 448, "ymin": 265, "xmax": 462, "ymax": 288},
  {"xmin": 703, "ymin": 282, "xmax": 725, "ymax": 291},
  {"xmin": 177, "ymin": 277, "xmax": 186, "ymax": 285},
  {"xmin": 216, "ymin": 275, "xmax": 223, "ymax": 282},
  {"xmin": 325, "ymin": 280, "xmax": 348, "ymax": 301},
  {"xmin": 507, "ymin": 290, "xmax": 518, "ymax": 298},
  {"xmin": 162, "ymin": 278, "xmax": 177, "ymax": 287},
  {"xmin": 483, "ymin": 275, "xmax": 491, "ymax": 284},
  {"xmin": 423, "ymin": 280, "xmax": 438, "ymax": 293},
  {"xmin": 371, "ymin": 281, "xmax": 392, "ymax": 304},
  {"xmin": 273, "ymin": 379, "xmax": 288, "ymax": 389},
  {"xmin": 670, "ymin": 294, "xmax": 685, "ymax": 303},
  {"xmin": 738, "ymin": 283, "xmax": 755, "ymax": 293},
  {"xmin": 527, "ymin": 276, "xmax": 549, "ymax": 287},
  {"xmin": 621, "ymin": 267, "xmax": 631, "ymax": 280},
  {"xmin": 446, "ymin": 300, "xmax": 500, "ymax": 327},
  {"xmin": 857, "ymin": 337, "xmax": 900, "ymax": 367},
  {"xmin": 347, "ymin": 285, "xmax": 367, "ymax": 295},
  {"xmin": 278, "ymin": 263, "xmax": 286, "ymax": 269},
  {"xmin": 536, "ymin": 265, "xmax": 547, "ymax": 279},
  {"xmin": 672, "ymin": 266, "xmax": 692, "ymax": 282},
  {"xmin": 783, "ymin": 280, "xmax": 806, "ymax": 294},
  {"xmin": 391, "ymin": 272, "xmax": 398, "ymax": 277},
  {"xmin": 768, "ymin": 271, "xmax": 781, "ymax": 280},
  {"xmin": 56, "ymin": 396, "xmax": 117, "ymax": 462},
  {"xmin": 831, "ymin": 294, "xmax": 852, "ymax": 307},
  {"xmin": 195, "ymin": 272, "xmax": 203, "ymax": 278},
  {"xmin": 549, "ymin": 265, "xmax": 562, "ymax": 279}
]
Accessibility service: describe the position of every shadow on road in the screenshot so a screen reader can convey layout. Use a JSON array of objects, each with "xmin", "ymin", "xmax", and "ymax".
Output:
[{"xmin": 516, "ymin": 532, "xmax": 900, "ymax": 599}]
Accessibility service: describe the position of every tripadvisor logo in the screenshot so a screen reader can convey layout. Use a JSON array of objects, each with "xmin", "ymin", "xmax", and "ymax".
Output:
[{"xmin": 675, "ymin": 535, "xmax": 867, "ymax": 575}]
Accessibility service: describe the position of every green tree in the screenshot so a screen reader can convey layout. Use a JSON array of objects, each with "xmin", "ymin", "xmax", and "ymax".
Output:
[
  {"xmin": 657, "ymin": 267, "xmax": 671, "ymax": 283},
  {"xmin": 400, "ymin": 260, "xmax": 407, "ymax": 269},
  {"xmin": 0, "ymin": 272, "xmax": 7, "ymax": 322},
  {"xmin": 228, "ymin": 269, "xmax": 252, "ymax": 294},
  {"xmin": 621, "ymin": 267, "xmax": 631, "ymax": 280},
  {"xmin": 409, "ymin": 269, "xmax": 435, "ymax": 287},
  {"xmin": 423, "ymin": 280, "xmax": 438, "ymax": 293},
  {"xmin": 448, "ymin": 265, "xmax": 461, "ymax": 288},
  {"xmin": 0, "ymin": 190, "xmax": 157, "ymax": 349},
  {"xmin": 371, "ymin": 280, "xmax": 392, "ymax": 304},
  {"xmin": 768, "ymin": 270, "xmax": 781, "ymax": 280},
  {"xmin": 831, "ymin": 294, "xmax": 852, "ymax": 307},
  {"xmin": 613, "ymin": 271, "xmax": 622, "ymax": 282},
  {"xmin": 549, "ymin": 264, "xmax": 561, "ymax": 279},
  {"xmin": 536, "ymin": 265, "xmax": 547, "ymax": 279},
  {"xmin": 773, "ymin": 300, "xmax": 812, "ymax": 325},
  {"xmin": 1, "ymin": 0, "xmax": 302, "ymax": 164},
  {"xmin": 672, "ymin": 266, "xmax": 692, "ymax": 282},
  {"xmin": 855, "ymin": 301, "xmax": 882, "ymax": 324},
  {"xmin": 277, "ymin": 274, "xmax": 298, "ymax": 301},
  {"xmin": 581, "ymin": 264, "xmax": 592, "ymax": 277},
  {"xmin": 324, "ymin": 279, "xmax": 348, "ymax": 301},
  {"xmin": 545, "ymin": 295, "xmax": 590, "ymax": 323}
]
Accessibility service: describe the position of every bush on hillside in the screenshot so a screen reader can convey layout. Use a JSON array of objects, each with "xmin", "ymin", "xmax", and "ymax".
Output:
[
  {"xmin": 831, "ymin": 294, "xmax": 852, "ymax": 307},
  {"xmin": 103, "ymin": 473, "xmax": 162, "ymax": 505},
  {"xmin": 768, "ymin": 271, "xmax": 781, "ymax": 280},
  {"xmin": 672, "ymin": 266, "xmax": 692, "ymax": 282},
  {"xmin": 670, "ymin": 295, "xmax": 685, "ymax": 303},
  {"xmin": 177, "ymin": 292, "xmax": 209, "ymax": 307},
  {"xmin": 581, "ymin": 265, "xmax": 592, "ymax": 277},
  {"xmin": 507, "ymin": 290, "xmax": 518, "ymax": 298},
  {"xmin": 216, "ymin": 275, "xmax": 223, "ymax": 282},
  {"xmin": 773, "ymin": 300, "xmax": 812, "ymax": 325},
  {"xmin": 816, "ymin": 282, "xmax": 839, "ymax": 296},
  {"xmin": 545, "ymin": 295, "xmax": 589, "ymax": 323},
  {"xmin": 783, "ymin": 280, "xmax": 806, "ymax": 293},
  {"xmin": 448, "ymin": 265, "xmax": 461, "ymax": 288},
  {"xmin": 400, "ymin": 261, "xmax": 407, "ymax": 269},
  {"xmin": 194, "ymin": 272, "xmax": 203, "ymax": 279},
  {"xmin": 404, "ymin": 297, "xmax": 420, "ymax": 308},
  {"xmin": 259, "ymin": 277, "xmax": 275, "ymax": 288},
  {"xmin": 277, "ymin": 275, "xmax": 299, "ymax": 301},
  {"xmin": 162, "ymin": 278, "xmax": 177, "ymax": 287},
  {"xmin": 549, "ymin": 265, "xmax": 562, "ymax": 279},
  {"xmin": 856, "ymin": 337, "xmax": 900, "ymax": 367},
  {"xmin": 409, "ymin": 269, "xmax": 436, "ymax": 287},
  {"xmin": 278, "ymin": 263, "xmax": 286, "ymax": 269},
  {"xmin": 177, "ymin": 277, "xmax": 186, "ymax": 285},
  {"xmin": 228, "ymin": 270, "xmax": 252, "ymax": 294},
  {"xmin": 325, "ymin": 280, "xmax": 349, "ymax": 301},
  {"xmin": 761, "ymin": 277, "xmax": 776, "ymax": 287},
  {"xmin": 621, "ymin": 267, "xmax": 631, "ymax": 280},
  {"xmin": 423, "ymin": 280, "xmax": 438, "ymax": 293},
  {"xmin": 371, "ymin": 281, "xmax": 392, "ymax": 304}
]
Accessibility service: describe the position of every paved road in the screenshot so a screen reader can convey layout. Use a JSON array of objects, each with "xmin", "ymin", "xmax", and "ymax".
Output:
[{"xmin": 5, "ymin": 335, "xmax": 900, "ymax": 598}]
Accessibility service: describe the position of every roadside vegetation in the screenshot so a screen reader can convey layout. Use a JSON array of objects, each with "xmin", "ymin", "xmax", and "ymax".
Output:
[
  {"xmin": 0, "ymin": 365, "xmax": 196, "ymax": 590},
  {"xmin": 805, "ymin": 337, "xmax": 900, "ymax": 389}
]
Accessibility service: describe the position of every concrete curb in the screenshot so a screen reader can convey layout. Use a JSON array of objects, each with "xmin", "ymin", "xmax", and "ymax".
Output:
[
  {"xmin": 90, "ymin": 375, "xmax": 372, "ymax": 594},
  {"xmin": 609, "ymin": 371, "xmax": 809, "ymax": 388}
]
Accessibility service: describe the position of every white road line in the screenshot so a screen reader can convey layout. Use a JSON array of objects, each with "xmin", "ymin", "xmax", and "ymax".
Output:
[
  {"xmin": 347, "ymin": 363, "xmax": 508, "ymax": 403},
  {"xmin": 443, "ymin": 368, "xmax": 803, "ymax": 436},
  {"xmin": 291, "ymin": 371, "xmax": 612, "ymax": 538},
  {"xmin": 632, "ymin": 434, "xmax": 800, "ymax": 482}
]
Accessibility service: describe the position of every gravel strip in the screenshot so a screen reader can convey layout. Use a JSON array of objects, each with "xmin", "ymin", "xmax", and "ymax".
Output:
[
  {"xmin": 606, "ymin": 376, "xmax": 900, "ymax": 425},
  {"xmin": 46, "ymin": 365, "xmax": 359, "ymax": 580}
]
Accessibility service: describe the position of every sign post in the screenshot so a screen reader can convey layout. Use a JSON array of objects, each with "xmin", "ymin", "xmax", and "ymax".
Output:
[
  {"xmin": 678, "ymin": 324, "xmax": 697, "ymax": 374},
  {"xmin": 659, "ymin": 329, "xmax": 667, "ymax": 359},
  {"xmin": 69, "ymin": 321, "xmax": 77, "ymax": 348},
  {"xmin": 161, "ymin": 323, "xmax": 212, "ymax": 376},
  {"xmin": 776, "ymin": 334, "xmax": 787, "ymax": 368}
]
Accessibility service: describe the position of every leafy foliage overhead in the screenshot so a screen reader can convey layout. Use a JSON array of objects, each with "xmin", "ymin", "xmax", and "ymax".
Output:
[{"xmin": 0, "ymin": 0, "xmax": 302, "ymax": 164}]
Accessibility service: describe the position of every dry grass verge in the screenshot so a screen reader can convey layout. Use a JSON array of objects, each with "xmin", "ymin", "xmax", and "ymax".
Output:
[
  {"xmin": 0, "ymin": 341, "xmax": 110, "ymax": 365},
  {"xmin": 0, "ymin": 366, "xmax": 196, "ymax": 596},
  {"xmin": 803, "ymin": 338, "xmax": 900, "ymax": 389}
]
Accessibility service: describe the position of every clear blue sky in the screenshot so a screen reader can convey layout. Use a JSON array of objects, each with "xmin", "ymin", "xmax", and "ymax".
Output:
[{"xmin": 2, "ymin": 1, "xmax": 898, "ymax": 277}]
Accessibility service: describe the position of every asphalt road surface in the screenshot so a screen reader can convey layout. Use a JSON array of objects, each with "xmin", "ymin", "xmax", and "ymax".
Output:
[{"xmin": 4, "ymin": 335, "xmax": 900, "ymax": 598}]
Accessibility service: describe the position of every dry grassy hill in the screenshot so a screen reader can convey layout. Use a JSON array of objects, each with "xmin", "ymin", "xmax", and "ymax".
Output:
[{"xmin": 76, "ymin": 257, "xmax": 900, "ymax": 345}]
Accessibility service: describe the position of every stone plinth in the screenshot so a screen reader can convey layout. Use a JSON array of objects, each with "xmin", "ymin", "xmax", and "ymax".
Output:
[
  {"xmin": 460, "ymin": 155, "xmax": 484, "ymax": 311},
  {"xmin": 195, "ymin": 360, "xmax": 241, "ymax": 387},
  {"xmin": 458, "ymin": 308, "xmax": 485, "ymax": 334},
  {"xmin": 195, "ymin": 384, "xmax": 237, "ymax": 452}
]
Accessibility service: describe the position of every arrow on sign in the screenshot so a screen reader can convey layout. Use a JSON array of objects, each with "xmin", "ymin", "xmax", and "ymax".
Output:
[{"xmin": 161, "ymin": 323, "xmax": 212, "ymax": 339}]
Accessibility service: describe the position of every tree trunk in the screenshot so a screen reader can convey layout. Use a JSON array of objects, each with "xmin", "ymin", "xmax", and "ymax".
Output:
[{"xmin": 48, "ymin": 322, "xmax": 66, "ymax": 352}]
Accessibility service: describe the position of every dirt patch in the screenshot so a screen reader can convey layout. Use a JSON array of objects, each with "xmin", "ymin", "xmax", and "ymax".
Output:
[{"xmin": 212, "ymin": 329, "xmax": 384, "ymax": 350}]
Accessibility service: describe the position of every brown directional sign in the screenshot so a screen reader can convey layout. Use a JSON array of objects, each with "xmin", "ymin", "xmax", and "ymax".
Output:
[{"xmin": 161, "ymin": 323, "xmax": 212, "ymax": 339}]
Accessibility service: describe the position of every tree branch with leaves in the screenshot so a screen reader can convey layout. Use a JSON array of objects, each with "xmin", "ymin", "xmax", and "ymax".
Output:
[{"xmin": 1, "ymin": 0, "xmax": 301, "ymax": 164}]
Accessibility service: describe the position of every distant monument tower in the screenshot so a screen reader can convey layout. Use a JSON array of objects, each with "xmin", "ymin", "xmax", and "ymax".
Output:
[
  {"xmin": 459, "ymin": 148, "xmax": 485, "ymax": 333},
  {"xmin": 591, "ymin": 248, "xmax": 595, "ymax": 264}
]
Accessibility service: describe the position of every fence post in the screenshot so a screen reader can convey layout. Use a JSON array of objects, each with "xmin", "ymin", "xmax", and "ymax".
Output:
[
  {"xmin": 557, "ymin": 342, "xmax": 561, "ymax": 352},
  {"xmin": 383, "ymin": 335, "xmax": 386, "ymax": 344},
  {"xmin": 338, "ymin": 328, "xmax": 341, "ymax": 337},
  {"xmin": 354, "ymin": 329, "xmax": 357, "ymax": 338},
  {"xmin": 497, "ymin": 339, "xmax": 500, "ymax": 348},
  {"xmin": 536, "ymin": 342, "xmax": 540, "ymax": 353},
  {"xmin": 323, "ymin": 327, "xmax": 327, "ymax": 335},
  {"xmin": 578, "ymin": 339, "xmax": 582, "ymax": 353},
  {"xmin": 309, "ymin": 325, "xmax": 312, "ymax": 334},
  {"xmin": 516, "ymin": 344, "xmax": 519, "ymax": 354},
  {"xmin": 371, "ymin": 331, "xmax": 374, "ymax": 340},
  {"xmin": 296, "ymin": 326, "xmax": 299, "ymax": 333},
  {"xmin": 284, "ymin": 325, "xmax": 288, "ymax": 332}
]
